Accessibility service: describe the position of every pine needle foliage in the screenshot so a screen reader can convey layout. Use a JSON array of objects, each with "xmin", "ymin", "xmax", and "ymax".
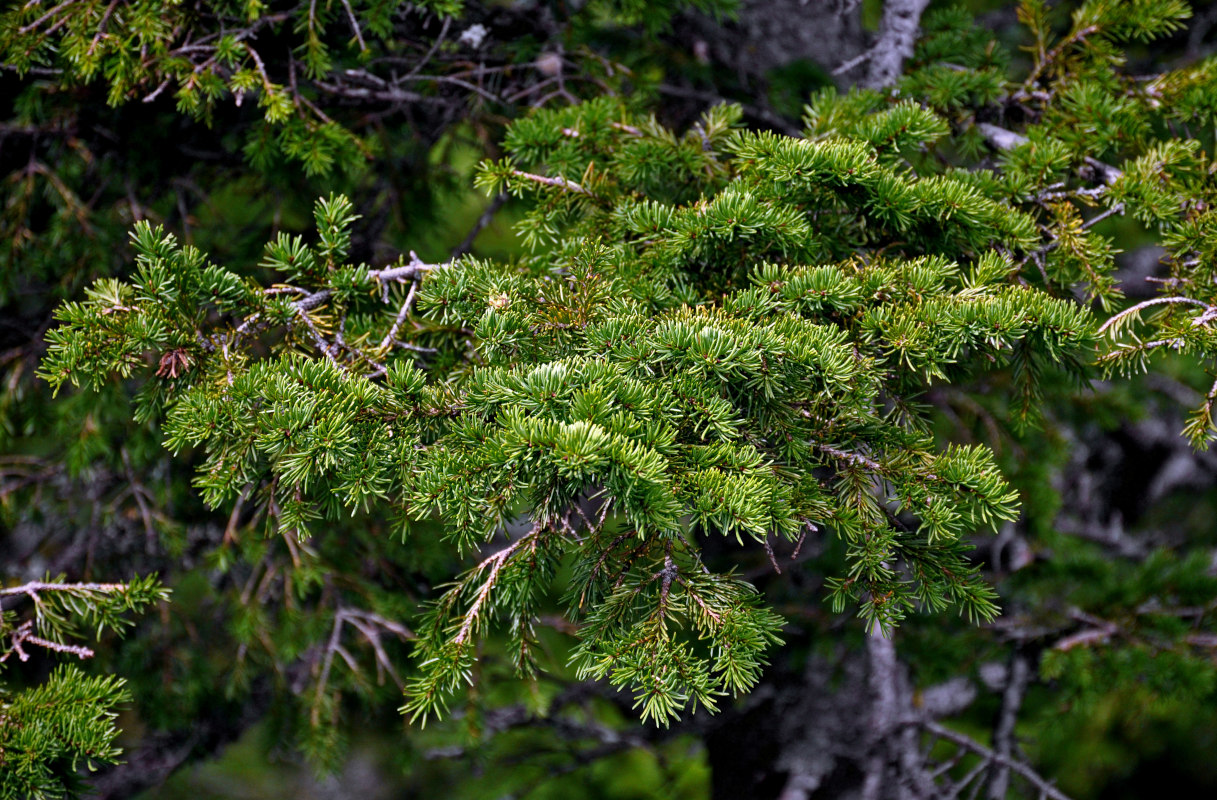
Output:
[
  {"xmin": 43, "ymin": 90, "xmax": 1099, "ymax": 725},
  {"xmin": 0, "ymin": 0, "xmax": 463, "ymax": 175},
  {"xmin": 1, "ymin": 576, "xmax": 167, "ymax": 799},
  {"xmin": 20, "ymin": 0, "xmax": 1217, "ymax": 791},
  {"xmin": 0, "ymin": 0, "xmax": 733, "ymax": 176},
  {"xmin": 873, "ymin": 0, "xmax": 1217, "ymax": 450}
]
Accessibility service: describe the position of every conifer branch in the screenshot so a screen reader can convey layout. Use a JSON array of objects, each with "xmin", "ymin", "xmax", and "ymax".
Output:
[
  {"xmin": 454, "ymin": 530, "xmax": 538, "ymax": 646},
  {"xmin": 1, "ymin": 620, "xmax": 95, "ymax": 663},
  {"xmin": 1020, "ymin": 25, "xmax": 1101, "ymax": 96},
  {"xmin": 17, "ymin": 1, "xmax": 1217, "ymax": 793},
  {"xmin": 16, "ymin": 0, "xmax": 75, "ymax": 36},
  {"xmin": 817, "ymin": 443, "xmax": 884, "ymax": 473},
  {"xmin": 0, "ymin": 579, "xmax": 128, "ymax": 597},
  {"xmin": 977, "ymin": 122, "xmax": 1124, "ymax": 186}
]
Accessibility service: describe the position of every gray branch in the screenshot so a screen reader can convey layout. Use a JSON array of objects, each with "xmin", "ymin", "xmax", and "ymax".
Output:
[
  {"xmin": 988, "ymin": 652, "xmax": 1031, "ymax": 799},
  {"xmin": 922, "ymin": 722, "xmax": 1073, "ymax": 800},
  {"xmin": 862, "ymin": 629, "xmax": 900, "ymax": 800},
  {"xmin": 862, "ymin": 0, "xmax": 932, "ymax": 88},
  {"xmin": 977, "ymin": 122, "xmax": 1124, "ymax": 186}
]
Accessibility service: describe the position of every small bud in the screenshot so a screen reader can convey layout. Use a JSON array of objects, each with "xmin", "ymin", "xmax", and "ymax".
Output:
[
  {"xmin": 458, "ymin": 24, "xmax": 488, "ymax": 49},
  {"xmin": 535, "ymin": 52, "xmax": 563, "ymax": 77},
  {"xmin": 156, "ymin": 348, "xmax": 192, "ymax": 379}
]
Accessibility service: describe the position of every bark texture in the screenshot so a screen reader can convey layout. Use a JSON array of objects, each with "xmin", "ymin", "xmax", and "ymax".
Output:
[
  {"xmin": 704, "ymin": 638, "xmax": 978, "ymax": 800},
  {"xmin": 674, "ymin": 0, "xmax": 869, "ymax": 84},
  {"xmin": 862, "ymin": 0, "xmax": 932, "ymax": 88},
  {"xmin": 674, "ymin": 0, "xmax": 933, "ymax": 90}
]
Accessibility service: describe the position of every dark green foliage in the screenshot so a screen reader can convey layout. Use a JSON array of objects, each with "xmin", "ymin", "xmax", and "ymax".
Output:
[
  {"xmin": 0, "ymin": 0, "xmax": 733, "ymax": 176},
  {"xmin": 1, "ymin": 576, "xmax": 167, "ymax": 799},
  {"xmin": 1, "ymin": 667, "xmax": 132, "ymax": 799},
  {"xmin": 42, "ymin": 81, "xmax": 1104, "ymax": 727},
  {"xmin": 16, "ymin": 0, "xmax": 1217, "ymax": 796}
]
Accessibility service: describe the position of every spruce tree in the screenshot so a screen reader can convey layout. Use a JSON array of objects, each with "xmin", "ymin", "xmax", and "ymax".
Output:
[
  {"xmin": 11, "ymin": 0, "xmax": 1217, "ymax": 797},
  {"xmin": 43, "ymin": 88, "xmax": 1109, "ymax": 727}
]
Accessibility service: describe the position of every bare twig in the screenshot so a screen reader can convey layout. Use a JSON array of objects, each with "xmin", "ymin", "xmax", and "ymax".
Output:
[
  {"xmin": 816, "ymin": 442, "xmax": 884, "ymax": 472},
  {"xmin": 1097, "ymin": 296, "xmax": 1210, "ymax": 336},
  {"xmin": 378, "ymin": 280, "xmax": 419, "ymax": 351},
  {"xmin": 833, "ymin": 48, "xmax": 874, "ymax": 77},
  {"xmin": 922, "ymin": 722, "xmax": 1073, "ymax": 800},
  {"xmin": 0, "ymin": 580, "xmax": 127, "ymax": 596},
  {"xmin": 454, "ymin": 529, "xmax": 538, "ymax": 646},
  {"xmin": 339, "ymin": 0, "xmax": 367, "ymax": 51},
  {"xmin": 1, "ymin": 620, "xmax": 94, "ymax": 663},
  {"xmin": 1054, "ymin": 609, "xmax": 1119, "ymax": 651},
  {"xmin": 18, "ymin": 0, "xmax": 75, "ymax": 35},
  {"xmin": 451, "ymin": 192, "xmax": 507, "ymax": 258},
  {"xmin": 988, "ymin": 653, "xmax": 1030, "ymax": 799},
  {"xmin": 313, "ymin": 606, "xmax": 414, "ymax": 722},
  {"xmin": 1082, "ymin": 202, "xmax": 1124, "ymax": 229},
  {"xmin": 511, "ymin": 169, "xmax": 591, "ymax": 195}
]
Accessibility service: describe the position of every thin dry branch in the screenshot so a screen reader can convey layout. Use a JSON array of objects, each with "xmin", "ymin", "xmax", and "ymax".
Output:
[{"xmin": 921, "ymin": 721, "xmax": 1073, "ymax": 800}]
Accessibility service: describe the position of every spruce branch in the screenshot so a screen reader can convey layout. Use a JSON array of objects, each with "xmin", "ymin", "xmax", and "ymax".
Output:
[
  {"xmin": 1, "ymin": 619, "xmax": 95, "ymax": 663},
  {"xmin": 977, "ymin": 122, "xmax": 1124, "ymax": 186},
  {"xmin": 454, "ymin": 530, "xmax": 538, "ymax": 647}
]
